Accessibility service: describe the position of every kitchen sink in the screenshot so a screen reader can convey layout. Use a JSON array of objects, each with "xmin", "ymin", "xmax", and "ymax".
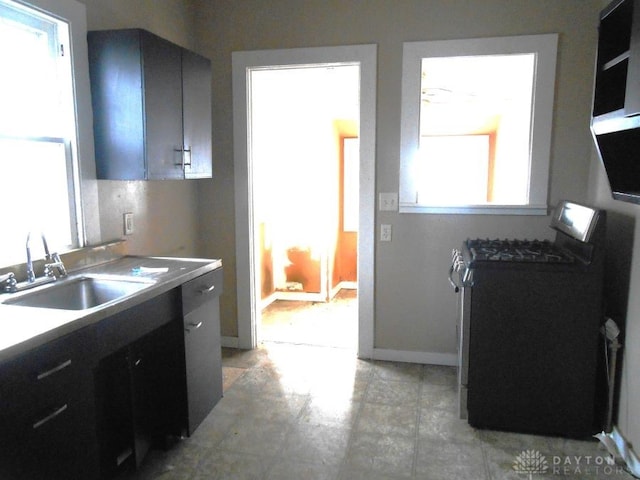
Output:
[{"xmin": 3, "ymin": 276, "xmax": 153, "ymax": 310}]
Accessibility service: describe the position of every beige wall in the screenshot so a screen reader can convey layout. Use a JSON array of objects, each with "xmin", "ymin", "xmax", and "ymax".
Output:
[
  {"xmin": 76, "ymin": 0, "xmax": 202, "ymax": 258},
  {"xmin": 72, "ymin": 0, "xmax": 640, "ymax": 451},
  {"xmin": 192, "ymin": 0, "xmax": 602, "ymax": 345}
]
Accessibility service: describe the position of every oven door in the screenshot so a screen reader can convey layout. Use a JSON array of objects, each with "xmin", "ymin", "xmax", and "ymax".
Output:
[
  {"xmin": 449, "ymin": 249, "xmax": 471, "ymax": 419},
  {"xmin": 457, "ymin": 283, "xmax": 471, "ymax": 419}
]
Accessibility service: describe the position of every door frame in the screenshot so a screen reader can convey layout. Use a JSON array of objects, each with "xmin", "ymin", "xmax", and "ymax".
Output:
[{"xmin": 232, "ymin": 45, "xmax": 376, "ymax": 358}]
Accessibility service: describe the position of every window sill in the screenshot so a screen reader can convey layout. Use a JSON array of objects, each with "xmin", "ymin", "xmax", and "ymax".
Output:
[{"xmin": 398, "ymin": 204, "xmax": 548, "ymax": 215}]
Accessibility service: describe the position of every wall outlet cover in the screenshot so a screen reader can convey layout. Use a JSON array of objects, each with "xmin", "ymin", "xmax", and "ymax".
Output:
[
  {"xmin": 381, "ymin": 224, "xmax": 392, "ymax": 242},
  {"xmin": 124, "ymin": 212, "xmax": 134, "ymax": 235}
]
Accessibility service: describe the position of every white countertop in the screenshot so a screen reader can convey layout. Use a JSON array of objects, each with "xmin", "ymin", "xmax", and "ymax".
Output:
[{"xmin": 0, "ymin": 255, "xmax": 222, "ymax": 363}]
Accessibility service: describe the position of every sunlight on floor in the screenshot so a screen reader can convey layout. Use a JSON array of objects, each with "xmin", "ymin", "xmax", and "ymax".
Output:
[{"xmin": 128, "ymin": 342, "xmax": 630, "ymax": 480}]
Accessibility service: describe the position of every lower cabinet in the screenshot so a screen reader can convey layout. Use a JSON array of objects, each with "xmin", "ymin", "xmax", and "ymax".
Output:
[
  {"xmin": 181, "ymin": 267, "xmax": 224, "ymax": 435},
  {"xmin": 95, "ymin": 322, "xmax": 181, "ymax": 478},
  {"xmin": 93, "ymin": 267, "xmax": 224, "ymax": 478},
  {"xmin": 0, "ymin": 326, "xmax": 100, "ymax": 480},
  {"xmin": 95, "ymin": 348, "xmax": 134, "ymax": 478},
  {"xmin": 0, "ymin": 266, "xmax": 224, "ymax": 480}
]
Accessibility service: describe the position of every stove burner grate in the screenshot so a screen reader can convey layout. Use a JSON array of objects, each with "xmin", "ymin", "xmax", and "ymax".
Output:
[{"xmin": 466, "ymin": 238, "xmax": 575, "ymax": 264}]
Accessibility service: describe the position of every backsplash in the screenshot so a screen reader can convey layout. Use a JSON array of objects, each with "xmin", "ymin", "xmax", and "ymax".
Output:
[{"xmin": 0, "ymin": 240, "xmax": 127, "ymax": 284}]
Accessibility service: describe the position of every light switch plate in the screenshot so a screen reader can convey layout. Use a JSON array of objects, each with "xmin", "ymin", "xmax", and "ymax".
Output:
[
  {"xmin": 124, "ymin": 212, "xmax": 134, "ymax": 235},
  {"xmin": 379, "ymin": 192, "xmax": 398, "ymax": 211}
]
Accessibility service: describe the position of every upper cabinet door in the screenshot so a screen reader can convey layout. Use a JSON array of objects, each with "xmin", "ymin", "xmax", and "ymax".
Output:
[
  {"xmin": 593, "ymin": 0, "xmax": 640, "ymax": 121},
  {"xmin": 88, "ymin": 29, "xmax": 212, "ymax": 180},
  {"xmin": 625, "ymin": 0, "xmax": 640, "ymax": 117},
  {"xmin": 141, "ymin": 31, "xmax": 184, "ymax": 179},
  {"xmin": 88, "ymin": 29, "xmax": 146, "ymax": 180},
  {"xmin": 182, "ymin": 49, "xmax": 213, "ymax": 179}
]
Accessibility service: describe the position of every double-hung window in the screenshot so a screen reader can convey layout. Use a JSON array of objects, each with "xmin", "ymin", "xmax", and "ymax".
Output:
[
  {"xmin": 399, "ymin": 34, "xmax": 558, "ymax": 215},
  {"xmin": 0, "ymin": 0, "xmax": 81, "ymax": 266}
]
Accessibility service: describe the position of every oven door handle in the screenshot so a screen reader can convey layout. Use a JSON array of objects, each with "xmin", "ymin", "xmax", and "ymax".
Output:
[{"xmin": 448, "ymin": 264, "xmax": 460, "ymax": 293}]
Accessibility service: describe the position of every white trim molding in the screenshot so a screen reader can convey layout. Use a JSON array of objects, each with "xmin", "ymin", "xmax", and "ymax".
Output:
[
  {"xmin": 373, "ymin": 348, "xmax": 458, "ymax": 366},
  {"xmin": 399, "ymin": 34, "xmax": 558, "ymax": 214},
  {"xmin": 232, "ymin": 44, "xmax": 377, "ymax": 359}
]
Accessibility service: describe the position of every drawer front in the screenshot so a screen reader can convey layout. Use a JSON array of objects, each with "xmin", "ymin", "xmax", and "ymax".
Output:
[
  {"xmin": 0, "ymin": 396, "xmax": 99, "ymax": 480},
  {"xmin": 0, "ymin": 326, "xmax": 96, "ymax": 414},
  {"xmin": 181, "ymin": 267, "xmax": 223, "ymax": 315}
]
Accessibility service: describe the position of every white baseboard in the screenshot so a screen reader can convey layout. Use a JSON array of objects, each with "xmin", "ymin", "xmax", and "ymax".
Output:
[
  {"xmin": 372, "ymin": 348, "xmax": 457, "ymax": 366},
  {"xmin": 270, "ymin": 290, "xmax": 327, "ymax": 302},
  {"xmin": 260, "ymin": 293, "xmax": 278, "ymax": 310},
  {"xmin": 261, "ymin": 282, "xmax": 357, "ymax": 308},
  {"xmin": 222, "ymin": 338, "xmax": 456, "ymax": 367},
  {"xmin": 221, "ymin": 336, "xmax": 239, "ymax": 348},
  {"xmin": 330, "ymin": 281, "xmax": 357, "ymax": 298}
]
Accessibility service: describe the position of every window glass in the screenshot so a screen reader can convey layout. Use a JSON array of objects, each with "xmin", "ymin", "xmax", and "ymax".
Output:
[
  {"xmin": 417, "ymin": 135, "xmax": 489, "ymax": 205},
  {"xmin": 0, "ymin": 0, "xmax": 78, "ymax": 266},
  {"xmin": 399, "ymin": 35, "xmax": 558, "ymax": 214}
]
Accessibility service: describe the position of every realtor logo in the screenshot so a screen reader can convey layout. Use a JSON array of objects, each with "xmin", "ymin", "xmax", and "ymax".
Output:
[{"xmin": 513, "ymin": 449, "xmax": 549, "ymax": 478}]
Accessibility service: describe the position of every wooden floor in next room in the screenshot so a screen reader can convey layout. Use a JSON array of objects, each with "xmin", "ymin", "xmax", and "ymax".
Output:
[{"xmin": 259, "ymin": 288, "xmax": 358, "ymax": 350}]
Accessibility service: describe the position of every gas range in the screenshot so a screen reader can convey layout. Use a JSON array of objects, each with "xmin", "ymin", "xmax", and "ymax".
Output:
[
  {"xmin": 449, "ymin": 201, "xmax": 607, "ymax": 438},
  {"xmin": 465, "ymin": 238, "xmax": 575, "ymax": 264}
]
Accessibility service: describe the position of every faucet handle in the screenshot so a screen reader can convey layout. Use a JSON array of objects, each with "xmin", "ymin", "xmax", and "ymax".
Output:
[
  {"xmin": 45, "ymin": 252, "xmax": 67, "ymax": 278},
  {"xmin": 0, "ymin": 272, "xmax": 17, "ymax": 293}
]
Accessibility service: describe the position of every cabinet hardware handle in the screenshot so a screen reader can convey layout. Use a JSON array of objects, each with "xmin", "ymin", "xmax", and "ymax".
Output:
[
  {"xmin": 36, "ymin": 359, "xmax": 72, "ymax": 380},
  {"xmin": 174, "ymin": 146, "xmax": 192, "ymax": 170},
  {"xmin": 33, "ymin": 404, "xmax": 68, "ymax": 429},
  {"xmin": 199, "ymin": 284, "xmax": 215, "ymax": 294},
  {"xmin": 135, "ymin": 358, "xmax": 142, "ymax": 367},
  {"xmin": 183, "ymin": 146, "xmax": 192, "ymax": 167},
  {"xmin": 185, "ymin": 321, "xmax": 203, "ymax": 332}
]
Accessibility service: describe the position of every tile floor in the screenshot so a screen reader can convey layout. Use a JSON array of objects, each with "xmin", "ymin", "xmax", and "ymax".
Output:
[{"xmin": 125, "ymin": 342, "xmax": 634, "ymax": 480}]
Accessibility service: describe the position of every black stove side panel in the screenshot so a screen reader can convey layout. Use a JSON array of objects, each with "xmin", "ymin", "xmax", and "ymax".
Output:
[{"xmin": 466, "ymin": 266, "xmax": 603, "ymax": 438}]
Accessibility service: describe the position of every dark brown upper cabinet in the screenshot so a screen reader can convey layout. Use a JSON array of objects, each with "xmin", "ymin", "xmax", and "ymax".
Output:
[
  {"xmin": 593, "ymin": 0, "xmax": 640, "ymax": 124},
  {"xmin": 88, "ymin": 29, "xmax": 212, "ymax": 180}
]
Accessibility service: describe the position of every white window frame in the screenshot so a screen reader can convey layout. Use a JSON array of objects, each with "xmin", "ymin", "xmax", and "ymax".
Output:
[
  {"xmin": 399, "ymin": 34, "xmax": 558, "ymax": 215},
  {"xmin": 0, "ymin": 0, "xmax": 100, "ymax": 268}
]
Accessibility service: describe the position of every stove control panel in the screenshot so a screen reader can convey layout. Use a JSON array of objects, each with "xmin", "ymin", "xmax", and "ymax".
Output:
[{"xmin": 550, "ymin": 200, "xmax": 600, "ymax": 243}]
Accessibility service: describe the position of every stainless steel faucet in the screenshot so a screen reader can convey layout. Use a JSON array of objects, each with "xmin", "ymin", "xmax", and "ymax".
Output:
[
  {"xmin": 26, "ymin": 232, "xmax": 36, "ymax": 283},
  {"xmin": 24, "ymin": 232, "xmax": 67, "ymax": 287},
  {"xmin": 40, "ymin": 233, "xmax": 67, "ymax": 278},
  {"xmin": 1, "ymin": 233, "xmax": 67, "ymax": 294}
]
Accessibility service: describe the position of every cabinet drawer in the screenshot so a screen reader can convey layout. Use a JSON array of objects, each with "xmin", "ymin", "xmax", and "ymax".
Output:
[
  {"xmin": 181, "ymin": 267, "xmax": 223, "ymax": 314},
  {"xmin": 0, "ymin": 326, "xmax": 96, "ymax": 414},
  {"xmin": 5, "ymin": 395, "xmax": 86, "ymax": 436},
  {"xmin": 0, "ymin": 397, "xmax": 99, "ymax": 480}
]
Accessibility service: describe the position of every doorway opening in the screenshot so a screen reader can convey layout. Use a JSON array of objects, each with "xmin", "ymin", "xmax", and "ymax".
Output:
[
  {"xmin": 251, "ymin": 65, "xmax": 359, "ymax": 349},
  {"xmin": 232, "ymin": 44, "xmax": 376, "ymax": 357}
]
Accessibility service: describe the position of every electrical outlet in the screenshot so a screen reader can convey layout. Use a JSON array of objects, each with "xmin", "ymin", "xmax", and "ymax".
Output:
[
  {"xmin": 379, "ymin": 192, "xmax": 398, "ymax": 212},
  {"xmin": 124, "ymin": 212, "xmax": 134, "ymax": 235},
  {"xmin": 380, "ymin": 224, "xmax": 392, "ymax": 242}
]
